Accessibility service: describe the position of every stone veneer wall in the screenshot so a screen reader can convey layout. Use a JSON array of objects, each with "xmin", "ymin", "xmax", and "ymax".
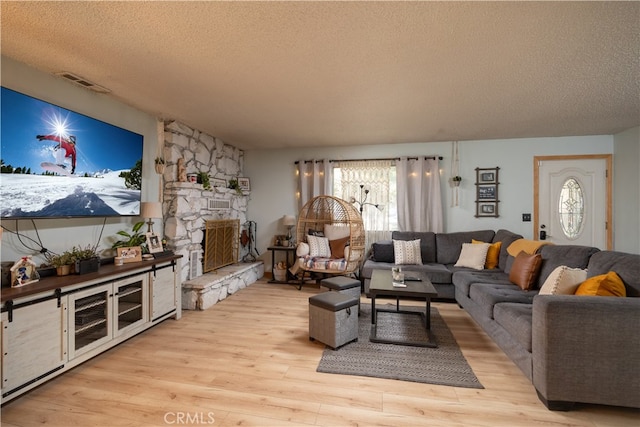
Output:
[{"xmin": 161, "ymin": 121, "xmax": 251, "ymax": 283}]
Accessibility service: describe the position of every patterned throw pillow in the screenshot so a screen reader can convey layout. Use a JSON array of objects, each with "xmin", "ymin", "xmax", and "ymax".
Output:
[
  {"xmin": 307, "ymin": 234, "xmax": 331, "ymax": 257},
  {"xmin": 539, "ymin": 265, "xmax": 587, "ymax": 295},
  {"xmin": 393, "ymin": 239, "xmax": 423, "ymax": 265}
]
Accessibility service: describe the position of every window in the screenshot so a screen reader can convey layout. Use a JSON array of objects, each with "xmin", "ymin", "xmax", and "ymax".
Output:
[{"xmin": 332, "ymin": 160, "xmax": 397, "ymax": 248}]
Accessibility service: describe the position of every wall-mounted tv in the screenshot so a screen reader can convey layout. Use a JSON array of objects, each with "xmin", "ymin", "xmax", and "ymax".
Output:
[{"xmin": 1, "ymin": 87, "xmax": 144, "ymax": 219}]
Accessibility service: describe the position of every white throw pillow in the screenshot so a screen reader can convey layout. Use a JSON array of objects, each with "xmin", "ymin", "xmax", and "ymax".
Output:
[
  {"xmin": 324, "ymin": 224, "xmax": 350, "ymax": 241},
  {"xmin": 307, "ymin": 235, "xmax": 331, "ymax": 257},
  {"xmin": 454, "ymin": 242, "xmax": 490, "ymax": 270},
  {"xmin": 539, "ymin": 265, "xmax": 588, "ymax": 295},
  {"xmin": 393, "ymin": 239, "xmax": 423, "ymax": 265}
]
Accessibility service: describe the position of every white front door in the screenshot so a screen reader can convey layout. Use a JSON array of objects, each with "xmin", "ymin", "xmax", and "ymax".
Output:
[{"xmin": 534, "ymin": 155, "xmax": 611, "ymax": 250}]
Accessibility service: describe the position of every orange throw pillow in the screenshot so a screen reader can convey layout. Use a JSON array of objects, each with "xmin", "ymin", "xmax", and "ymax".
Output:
[
  {"xmin": 509, "ymin": 251, "xmax": 542, "ymax": 291},
  {"xmin": 575, "ymin": 271, "xmax": 626, "ymax": 297},
  {"xmin": 472, "ymin": 239, "xmax": 502, "ymax": 269}
]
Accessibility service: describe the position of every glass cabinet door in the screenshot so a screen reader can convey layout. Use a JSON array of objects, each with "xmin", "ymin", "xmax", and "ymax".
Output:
[
  {"xmin": 114, "ymin": 275, "xmax": 148, "ymax": 336},
  {"xmin": 69, "ymin": 283, "xmax": 112, "ymax": 358}
]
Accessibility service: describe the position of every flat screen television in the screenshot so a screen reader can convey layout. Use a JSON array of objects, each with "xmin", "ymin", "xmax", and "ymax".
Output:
[{"xmin": 1, "ymin": 87, "xmax": 144, "ymax": 219}]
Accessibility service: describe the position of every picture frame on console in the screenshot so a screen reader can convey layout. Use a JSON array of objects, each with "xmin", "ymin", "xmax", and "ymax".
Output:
[
  {"xmin": 146, "ymin": 233, "xmax": 163, "ymax": 254},
  {"xmin": 116, "ymin": 246, "xmax": 143, "ymax": 263}
]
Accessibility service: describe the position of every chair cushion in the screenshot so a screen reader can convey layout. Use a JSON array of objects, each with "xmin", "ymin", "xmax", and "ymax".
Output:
[
  {"xmin": 575, "ymin": 271, "xmax": 626, "ymax": 297},
  {"xmin": 308, "ymin": 235, "xmax": 331, "ymax": 257},
  {"xmin": 539, "ymin": 265, "xmax": 587, "ymax": 295},
  {"xmin": 469, "ymin": 283, "xmax": 537, "ymax": 319},
  {"xmin": 455, "ymin": 242, "xmax": 490, "ymax": 270},
  {"xmin": 393, "ymin": 239, "xmax": 423, "ymax": 265}
]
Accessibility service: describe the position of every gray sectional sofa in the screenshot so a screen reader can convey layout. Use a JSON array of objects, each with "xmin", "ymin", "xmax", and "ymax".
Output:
[
  {"xmin": 361, "ymin": 230, "xmax": 640, "ymax": 410},
  {"xmin": 361, "ymin": 229, "xmax": 523, "ymax": 299}
]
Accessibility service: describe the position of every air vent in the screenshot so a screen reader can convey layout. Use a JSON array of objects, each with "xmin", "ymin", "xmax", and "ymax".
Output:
[
  {"xmin": 208, "ymin": 198, "xmax": 231, "ymax": 210},
  {"xmin": 189, "ymin": 251, "xmax": 199, "ymax": 280},
  {"xmin": 55, "ymin": 71, "xmax": 111, "ymax": 93}
]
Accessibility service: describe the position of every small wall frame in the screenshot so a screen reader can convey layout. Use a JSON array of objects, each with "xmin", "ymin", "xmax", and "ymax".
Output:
[{"xmin": 475, "ymin": 167, "xmax": 500, "ymax": 217}]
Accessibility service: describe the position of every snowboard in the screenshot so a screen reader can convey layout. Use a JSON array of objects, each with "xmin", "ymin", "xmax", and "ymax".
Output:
[{"xmin": 41, "ymin": 162, "xmax": 74, "ymax": 176}]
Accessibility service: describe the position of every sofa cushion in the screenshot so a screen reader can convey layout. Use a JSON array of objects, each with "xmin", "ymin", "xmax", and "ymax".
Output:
[
  {"xmin": 509, "ymin": 252, "xmax": 542, "ymax": 291},
  {"xmin": 472, "ymin": 239, "xmax": 502, "ymax": 269},
  {"xmin": 493, "ymin": 229, "xmax": 523, "ymax": 270},
  {"xmin": 575, "ymin": 271, "xmax": 626, "ymax": 297},
  {"xmin": 452, "ymin": 270, "xmax": 511, "ymax": 297},
  {"xmin": 454, "ymin": 242, "xmax": 490, "ymax": 270},
  {"xmin": 493, "ymin": 303, "xmax": 533, "ymax": 352},
  {"xmin": 586, "ymin": 251, "xmax": 640, "ymax": 297},
  {"xmin": 469, "ymin": 283, "xmax": 537, "ymax": 319},
  {"xmin": 391, "ymin": 231, "xmax": 436, "ymax": 263},
  {"xmin": 393, "ymin": 239, "xmax": 423, "ymax": 265},
  {"xmin": 536, "ymin": 245, "xmax": 599, "ymax": 289},
  {"xmin": 436, "ymin": 230, "xmax": 495, "ymax": 264},
  {"xmin": 539, "ymin": 266, "xmax": 587, "ymax": 295},
  {"xmin": 371, "ymin": 240, "xmax": 394, "ymax": 263}
]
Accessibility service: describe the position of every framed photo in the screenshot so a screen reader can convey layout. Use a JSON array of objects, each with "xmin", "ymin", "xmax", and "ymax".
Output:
[
  {"xmin": 212, "ymin": 178, "xmax": 226, "ymax": 188},
  {"xmin": 476, "ymin": 202, "xmax": 499, "ymax": 218},
  {"xmin": 477, "ymin": 185, "xmax": 497, "ymax": 200},
  {"xmin": 237, "ymin": 177, "xmax": 251, "ymax": 192},
  {"xmin": 116, "ymin": 246, "xmax": 142, "ymax": 263},
  {"xmin": 146, "ymin": 232, "xmax": 163, "ymax": 253},
  {"xmin": 476, "ymin": 167, "xmax": 499, "ymax": 184}
]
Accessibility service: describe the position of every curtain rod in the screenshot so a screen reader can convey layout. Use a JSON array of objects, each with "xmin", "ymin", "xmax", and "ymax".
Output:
[{"xmin": 294, "ymin": 156, "xmax": 442, "ymax": 164}]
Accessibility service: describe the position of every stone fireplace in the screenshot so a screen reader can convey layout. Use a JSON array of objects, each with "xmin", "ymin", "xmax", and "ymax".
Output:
[{"xmin": 160, "ymin": 121, "xmax": 263, "ymax": 310}]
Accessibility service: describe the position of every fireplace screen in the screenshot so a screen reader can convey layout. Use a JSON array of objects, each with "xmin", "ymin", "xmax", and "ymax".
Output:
[{"xmin": 203, "ymin": 219, "xmax": 240, "ymax": 272}]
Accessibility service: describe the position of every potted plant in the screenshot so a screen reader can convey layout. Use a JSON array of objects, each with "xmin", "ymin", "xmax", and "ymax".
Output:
[
  {"xmin": 46, "ymin": 251, "xmax": 74, "ymax": 276},
  {"xmin": 450, "ymin": 175, "xmax": 462, "ymax": 187},
  {"xmin": 111, "ymin": 221, "xmax": 149, "ymax": 253},
  {"xmin": 154, "ymin": 157, "xmax": 166, "ymax": 174},
  {"xmin": 228, "ymin": 178, "xmax": 243, "ymax": 195},
  {"xmin": 69, "ymin": 245, "xmax": 100, "ymax": 275},
  {"xmin": 197, "ymin": 171, "xmax": 211, "ymax": 190}
]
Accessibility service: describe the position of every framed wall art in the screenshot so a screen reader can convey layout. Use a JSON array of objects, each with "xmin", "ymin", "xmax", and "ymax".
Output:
[
  {"xmin": 475, "ymin": 167, "xmax": 500, "ymax": 217},
  {"xmin": 237, "ymin": 177, "xmax": 251, "ymax": 192},
  {"xmin": 146, "ymin": 232, "xmax": 163, "ymax": 254}
]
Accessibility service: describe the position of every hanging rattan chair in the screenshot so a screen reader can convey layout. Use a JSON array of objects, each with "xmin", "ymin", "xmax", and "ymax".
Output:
[{"xmin": 294, "ymin": 195, "xmax": 365, "ymax": 281}]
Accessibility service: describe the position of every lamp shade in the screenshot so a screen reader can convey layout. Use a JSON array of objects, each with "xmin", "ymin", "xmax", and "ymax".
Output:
[
  {"xmin": 140, "ymin": 202, "xmax": 163, "ymax": 219},
  {"xmin": 282, "ymin": 215, "xmax": 296, "ymax": 227}
]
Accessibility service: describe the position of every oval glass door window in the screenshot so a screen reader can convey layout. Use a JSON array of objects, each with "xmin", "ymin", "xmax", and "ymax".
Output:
[{"xmin": 558, "ymin": 178, "xmax": 584, "ymax": 239}]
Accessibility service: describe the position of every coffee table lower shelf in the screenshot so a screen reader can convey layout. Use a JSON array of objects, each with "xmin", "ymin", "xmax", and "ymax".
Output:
[{"xmin": 370, "ymin": 307, "xmax": 438, "ymax": 348}]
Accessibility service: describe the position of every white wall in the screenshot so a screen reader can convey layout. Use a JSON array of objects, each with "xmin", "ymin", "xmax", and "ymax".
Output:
[
  {"xmin": 245, "ymin": 135, "xmax": 620, "ymax": 266},
  {"xmin": 1, "ymin": 57, "xmax": 160, "ymax": 264},
  {"xmin": 613, "ymin": 126, "xmax": 640, "ymax": 253}
]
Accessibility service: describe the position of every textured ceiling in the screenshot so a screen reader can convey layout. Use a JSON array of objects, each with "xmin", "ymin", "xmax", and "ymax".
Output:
[{"xmin": 1, "ymin": 1, "xmax": 639, "ymax": 150}]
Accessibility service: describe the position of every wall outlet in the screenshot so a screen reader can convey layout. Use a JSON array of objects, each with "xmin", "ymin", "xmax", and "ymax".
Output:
[{"xmin": 522, "ymin": 213, "xmax": 531, "ymax": 222}]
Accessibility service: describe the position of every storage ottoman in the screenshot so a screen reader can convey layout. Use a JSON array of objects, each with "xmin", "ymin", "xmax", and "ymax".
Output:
[
  {"xmin": 309, "ymin": 292, "xmax": 359, "ymax": 349},
  {"xmin": 320, "ymin": 276, "xmax": 362, "ymax": 303}
]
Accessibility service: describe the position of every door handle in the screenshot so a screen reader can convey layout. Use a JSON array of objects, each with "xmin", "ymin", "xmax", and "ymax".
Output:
[{"xmin": 539, "ymin": 230, "xmax": 546, "ymax": 240}]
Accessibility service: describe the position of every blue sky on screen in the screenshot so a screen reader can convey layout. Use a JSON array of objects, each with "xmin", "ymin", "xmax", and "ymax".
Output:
[{"xmin": 1, "ymin": 87, "xmax": 143, "ymax": 174}]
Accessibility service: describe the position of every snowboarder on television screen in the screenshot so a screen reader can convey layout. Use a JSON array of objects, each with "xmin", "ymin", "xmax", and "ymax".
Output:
[{"xmin": 36, "ymin": 134, "xmax": 77, "ymax": 174}]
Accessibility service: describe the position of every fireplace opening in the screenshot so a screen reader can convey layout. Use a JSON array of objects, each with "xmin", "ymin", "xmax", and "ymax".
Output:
[{"xmin": 203, "ymin": 219, "xmax": 240, "ymax": 272}]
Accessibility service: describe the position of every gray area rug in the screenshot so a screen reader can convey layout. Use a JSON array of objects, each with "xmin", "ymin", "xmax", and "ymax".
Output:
[{"xmin": 316, "ymin": 303, "xmax": 484, "ymax": 389}]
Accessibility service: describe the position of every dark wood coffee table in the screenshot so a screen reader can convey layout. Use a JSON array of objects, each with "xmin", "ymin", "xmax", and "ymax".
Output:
[{"xmin": 368, "ymin": 269, "xmax": 438, "ymax": 347}]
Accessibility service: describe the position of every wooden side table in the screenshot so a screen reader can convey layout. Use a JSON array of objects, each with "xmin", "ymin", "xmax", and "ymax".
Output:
[{"xmin": 267, "ymin": 246, "xmax": 296, "ymax": 284}]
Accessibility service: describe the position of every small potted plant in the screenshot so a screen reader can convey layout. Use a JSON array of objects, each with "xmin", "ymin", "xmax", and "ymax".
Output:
[
  {"xmin": 47, "ymin": 251, "xmax": 74, "ymax": 276},
  {"xmin": 197, "ymin": 171, "xmax": 211, "ymax": 190},
  {"xmin": 228, "ymin": 178, "xmax": 243, "ymax": 195},
  {"xmin": 69, "ymin": 245, "xmax": 100, "ymax": 275},
  {"xmin": 450, "ymin": 175, "xmax": 463, "ymax": 187},
  {"xmin": 154, "ymin": 157, "xmax": 166, "ymax": 174}
]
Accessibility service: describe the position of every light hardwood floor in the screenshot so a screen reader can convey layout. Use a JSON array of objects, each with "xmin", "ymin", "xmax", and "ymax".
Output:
[{"xmin": 1, "ymin": 280, "xmax": 638, "ymax": 426}]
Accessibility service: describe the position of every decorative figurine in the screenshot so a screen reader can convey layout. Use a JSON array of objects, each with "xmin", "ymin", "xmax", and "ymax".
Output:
[{"xmin": 10, "ymin": 256, "xmax": 40, "ymax": 287}]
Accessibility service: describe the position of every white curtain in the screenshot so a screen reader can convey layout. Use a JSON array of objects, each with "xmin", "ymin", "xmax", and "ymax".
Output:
[
  {"xmin": 336, "ymin": 160, "xmax": 393, "ymax": 250},
  {"xmin": 397, "ymin": 157, "xmax": 443, "ymax": 232},
  {"xmin": 297, "ymin": 159, "xmax": 332, "ymax": 210}
]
